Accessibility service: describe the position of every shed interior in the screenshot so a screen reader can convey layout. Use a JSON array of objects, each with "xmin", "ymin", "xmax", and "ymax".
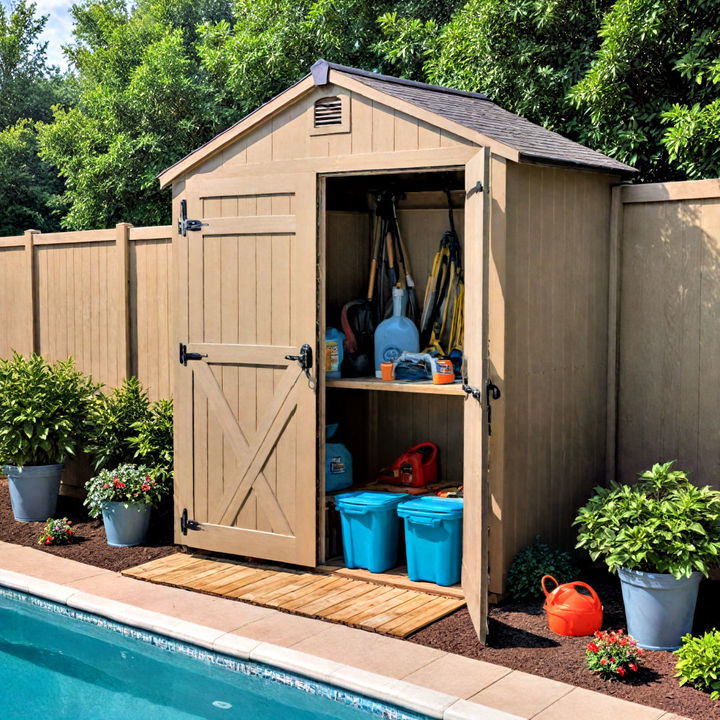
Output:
[{"xmin": 319, "ymin": 169, "xmax": 468, "ymax": 584}]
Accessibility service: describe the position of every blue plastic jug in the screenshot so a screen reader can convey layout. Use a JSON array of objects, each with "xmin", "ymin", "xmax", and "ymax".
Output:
[
  {"xmin": 325, "ymin": 424, "xmax": 352, "ymax": 492},
  {"xmin": 374, "ymin": 288, "xmax": 419, "ymax": 377},
  {"xmin": 325, "ymin": 327, "xmax": 345, "ymax": 379}
]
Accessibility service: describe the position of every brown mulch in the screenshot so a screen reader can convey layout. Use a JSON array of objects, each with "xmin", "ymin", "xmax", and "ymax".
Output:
[
  {"xmin": 1, "ymin": 475, "xmax": 717, "ymax": 718},
  {"xmin": 411, "ymin": 568, "xmax": 720, "ymax": 720},
  {"xmin": 0, "ymin": 477, "xmax": 175, "ymax": 572}
]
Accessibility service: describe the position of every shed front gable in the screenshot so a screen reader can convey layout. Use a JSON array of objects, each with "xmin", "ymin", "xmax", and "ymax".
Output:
[{"xmin": 184, "ymin": 84, "xmax": 478, "ymax": 182}]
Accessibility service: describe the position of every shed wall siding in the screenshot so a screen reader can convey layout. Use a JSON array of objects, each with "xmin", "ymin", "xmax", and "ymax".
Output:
[
  {"xmin": 498, "ymin": 163, "xmax": 613, "ymax": 587},
  {"xmin": 190, "ymin": 86, "xmax": 474, "ymax": 179}
]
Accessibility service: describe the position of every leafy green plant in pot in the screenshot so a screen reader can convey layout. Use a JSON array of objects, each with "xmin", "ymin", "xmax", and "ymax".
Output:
[
  {"xmin": 0, "ymin": 353, "xmax": 99, "ymax": 521},
  {"xmin": 575, "ymin": 461, "xmax": 720, "ymax": 651},
  {"xmin": 85, "ymin": 464, "xmax": 169, "ymax": 547}
]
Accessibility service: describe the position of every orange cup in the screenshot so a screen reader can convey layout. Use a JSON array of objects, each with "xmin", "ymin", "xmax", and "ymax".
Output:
[{"xmin": 380, "ymin": 361, "xmax": 394, "ymax": 381}]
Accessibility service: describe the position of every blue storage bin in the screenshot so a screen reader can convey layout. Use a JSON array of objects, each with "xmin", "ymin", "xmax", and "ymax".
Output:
[
  {"xmin": 335, "ymin": 491, "xmax": 406, "ymax": 573},
  {"xmin": 397, "ymin": 497, "xmax": 463, "ymax": 586}
]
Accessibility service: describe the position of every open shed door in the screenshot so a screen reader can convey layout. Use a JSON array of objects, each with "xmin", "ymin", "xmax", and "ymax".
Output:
[
  {"xmin": 174, "ymin": 173, "xmax": 318, "ymax": 567},
  {"xmin": 462, "ymin": 149, "xmax": 491, "ymax": 641}
]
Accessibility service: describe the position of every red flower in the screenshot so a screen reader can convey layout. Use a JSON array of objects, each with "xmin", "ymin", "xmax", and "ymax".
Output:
[
  {"xmin": 630, "ymin": 664, "xmax": 638, "ymax": 672},
  {"xmin": 44, "ymin": 538, "xmax": 51, "ymax": 545},
  {"xmin": 587, "ymin": 642, "xmax": 599, "ymax": 653},
  {"xmin": 599, "ymin": 659, "xmax": 607, "ymax": 665},
  {"xmin": 103, "ymin": 483, "xmax": 109, "ymax": 489},
  {"xmin": 610, "ymin": 657, "xmax": 615, "ymax": 663},
  {"xmin": 67, "ymin": 520, "xmax": 72, "ymax": 525},
  {"xmin": 141, "ymin": 483, "xmax": 150, "ymax": 491},
  {"xmin": 617, "ymin": 667, "xmax": 626, "ymax": 677},
  {"xmin": 67, "ymin": 529, "xmax": 73, "ymax": 535}
]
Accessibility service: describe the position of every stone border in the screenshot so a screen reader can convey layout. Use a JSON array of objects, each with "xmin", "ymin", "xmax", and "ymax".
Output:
[{"xmin": 0, "ymin": 569, "xmax": 520, "ymax": 720}]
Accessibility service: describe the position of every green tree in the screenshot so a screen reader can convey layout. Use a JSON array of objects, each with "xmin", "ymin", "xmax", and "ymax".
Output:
[
  {"xmin": 381, "ymin": 0, "xmax": 610, "ymax": 133},
  {"xmin": 0, "ymin": 0, "xmax": 70, "ymax": 234},
  {"xmin": 197, "ymin": 0, "xmax": 462, "ymax": 117},
  {"xmin": 38, "ymin": 0, "xmax": 235, "ymax": 230},
  {"xmin": 570, "ymin": 0, "xmax": 720, "ymax": 180}
]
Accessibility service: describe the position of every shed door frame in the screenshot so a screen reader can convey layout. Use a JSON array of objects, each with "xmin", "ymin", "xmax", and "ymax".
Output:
[{"xmin": 173, "ymin": 173, "xmax": 319, "ymax": 567}]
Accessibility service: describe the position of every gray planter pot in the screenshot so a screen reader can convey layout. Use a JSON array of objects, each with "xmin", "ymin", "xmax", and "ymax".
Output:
[
  {"xmin": 3, "ymin": 464, "xmax": 64, "ymax": 522},
  {"xmin": 101, "ymin": 501, "xmax": 151, "ymax": 547},
  {"xmin": 619, "ymin": 567, "xmax": 702, "ymax": 651}
]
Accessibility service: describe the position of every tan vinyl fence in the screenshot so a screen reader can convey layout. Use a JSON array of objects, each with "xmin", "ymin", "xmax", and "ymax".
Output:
[
  {"xmin": 609, "ymin": 178, "xmax": 720, "ymax": 486},
  {"xmin": 0, "ymin": 224, "xmax": 173, "ymax": 400}
]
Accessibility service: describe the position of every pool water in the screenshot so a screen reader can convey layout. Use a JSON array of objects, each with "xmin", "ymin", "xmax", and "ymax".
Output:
[{"xmin": 0, "ymin": 589, "xmax": 425, "ymax": 720}]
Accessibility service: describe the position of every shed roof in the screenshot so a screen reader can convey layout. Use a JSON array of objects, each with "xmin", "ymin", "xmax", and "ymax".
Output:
[{"xmin": 159, "ymin": 60, "xmax": 635, "ymax": 187}]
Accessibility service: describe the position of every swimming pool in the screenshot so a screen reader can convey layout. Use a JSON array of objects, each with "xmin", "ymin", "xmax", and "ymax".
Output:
[{"xmin": 0, "ymin": 588, "xmax": 428, "ymax": 720}]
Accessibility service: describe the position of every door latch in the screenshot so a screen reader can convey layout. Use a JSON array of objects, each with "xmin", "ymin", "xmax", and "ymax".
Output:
[
  {"xmin": 178, "ymin": 199, "xmax": 207, "ymax": 236},
  {"xmin": 179, "ymin": 343, "xmax": 207, "ymax": 366},
  {"xmin": 462, "ymin": 383, "xmax": 483, "ymax": 401},
  {"xmin": 285, "ymin": 344, "xmax": 313, "ymax": 379},
  {"xmin": 180, "ymin": 509, "xmax": 201, "ymax": 535},
  {"xmin": 486, "ymin": 380, "xmax": 501, "ymax": 436}
]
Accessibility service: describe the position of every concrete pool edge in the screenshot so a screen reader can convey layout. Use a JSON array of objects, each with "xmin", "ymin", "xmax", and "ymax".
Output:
[{"xmin": 0, "ymin": 568, "xmax": 519, "ymax": 720}]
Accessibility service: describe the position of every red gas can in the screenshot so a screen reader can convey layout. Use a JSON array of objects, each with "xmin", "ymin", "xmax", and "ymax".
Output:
[
  {"xmin": 377, "ymin": 442, "xmax": 438, "ymax": 488},
  {"xmin": 541, "ymin": 575, "xmax": 603, "ymax": 637}
]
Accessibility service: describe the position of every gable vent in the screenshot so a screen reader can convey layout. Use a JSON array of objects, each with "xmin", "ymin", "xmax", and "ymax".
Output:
[{"xmin": 314, "ymin": 96, "xmax": 343, "ymax": 127}]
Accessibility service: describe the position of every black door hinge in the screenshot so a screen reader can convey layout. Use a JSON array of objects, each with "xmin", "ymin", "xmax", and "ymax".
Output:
[
  {"xmin": 178, "ymin": 199, "xmax": 207, "ymax": 236},
  {"xmin": 179, "ymin": 343, "xmax": 207, "ymax": 366},
  {"xmin": 180, "ymin": 509, "xmax": 201, "ymax": 535},
  {"xmin": 486, "ymin": 380, "xmax": 501, "ymax": 436}
]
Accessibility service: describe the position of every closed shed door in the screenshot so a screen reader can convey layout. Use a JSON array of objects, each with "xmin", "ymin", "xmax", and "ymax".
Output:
[{"xmin": 174, "ymin": 173, "xmax": 317, "ymax": 566}]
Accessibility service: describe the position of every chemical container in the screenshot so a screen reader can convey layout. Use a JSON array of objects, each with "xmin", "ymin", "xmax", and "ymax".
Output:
[
  {"xmin": 541, "ymin": 575, "xmax": 603, "ymax": 637},
  {"xmin": 397, "ymin": 497, "xmax": 463, "ymax": 586},
  {"xmin": 325, "ymin": 327, "xmax": 345, "ymax": 378},
  {"xmin": 335, "ymin": 491, "xmax": 406, "ymax": 573},
  {"xmin": 325, "ymin": 424, "xmax": 352, "ymax": 493},
  {"xmin": 374, "ymin": 288, "xmax": 419, "ymax": 377}
]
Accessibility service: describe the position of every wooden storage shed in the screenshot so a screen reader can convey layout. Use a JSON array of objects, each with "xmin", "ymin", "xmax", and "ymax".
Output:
[{"xmin": 159, "ymin": 60, "xmax": 635, "ymax": 639}]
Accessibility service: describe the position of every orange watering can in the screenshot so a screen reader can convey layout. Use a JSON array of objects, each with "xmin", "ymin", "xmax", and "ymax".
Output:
[{"xmin": 541, "ymin": 575, "xmax": 603, "ymax": 637}]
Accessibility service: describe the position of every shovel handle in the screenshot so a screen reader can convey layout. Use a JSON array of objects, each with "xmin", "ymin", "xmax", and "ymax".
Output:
[
  {"xmin": 367, "ymin": 259, "xmax": 378, "ymax": 301},
  {"xmin": 541, "ymin": 575, "xmax": 558, "ymax": 597}
]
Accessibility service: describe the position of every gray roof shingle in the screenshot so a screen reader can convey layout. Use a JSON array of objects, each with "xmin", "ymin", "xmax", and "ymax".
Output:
[{"xmin": 323, "ymin": 62, "xmax": 635, "ymax": 176}]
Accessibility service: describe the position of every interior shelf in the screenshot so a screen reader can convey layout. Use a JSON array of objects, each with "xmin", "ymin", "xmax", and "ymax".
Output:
[{"xmin": 326, "ymin": 376, "xmax": 466, "ymax": 396}]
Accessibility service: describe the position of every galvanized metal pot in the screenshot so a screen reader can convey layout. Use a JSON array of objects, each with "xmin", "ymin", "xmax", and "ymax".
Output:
[
  {"xmin": 4, "ymin": 464, "xmax": 63, "ymax": 522},
  {"xmin": 619, "ymin": 567, "xmax": 701, "ymax": 650},
  {"xmin": 101, "ymin": 501, "xmax": 151, "ymax": 547}
]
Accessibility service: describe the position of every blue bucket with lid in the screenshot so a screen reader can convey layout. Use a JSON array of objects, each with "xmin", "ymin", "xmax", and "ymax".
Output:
[
  {"xmin": 335, "ymin": 491, "xmax": 406, "ymax": 573},
  {"xmin": 397, "ymin": 497, "xmax": 463, "ymax": 586}
]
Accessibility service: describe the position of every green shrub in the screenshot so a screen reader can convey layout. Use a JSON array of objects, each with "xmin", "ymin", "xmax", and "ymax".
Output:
[
  {"xmin": 506, "ymin": 537, "xmax": 577, "ymax": 600},
  {"xmin": 676, "ymin": 631, "xmax": 720, "ymax": 700},
  {"xmin": 129, "ymin": 398, "xmax": 173, "ymax": 484},
  {"xmin": 85, "ymin": 377, "xmax": 150, "ymax": 472},
  {"xmin": 0, "ymin": 353, "xmax": 99, "ymax": 467},
  {"xmin": 575, "ymin": 461, "xmax": 720, "ymax": 578}
]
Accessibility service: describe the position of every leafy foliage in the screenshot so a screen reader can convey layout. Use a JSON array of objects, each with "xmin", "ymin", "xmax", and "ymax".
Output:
[
  {"xmin": 676, "ymin": 630, "xmax": 720, "ymax": 700},
  {"xmin": 84, "ymin": 463, "xmax": 169, "ymax": 518},
  {"xmin": 568, "ymin": 0, "xmax": 720, "ymax": 180},
  {"xmin": 85, "ymin": 377, "xmax": 151, "ymax": 472},
  {"xmin": 506, "ymin": 537, "xmax": 576, "ymax": 600},
  {"xmin": 575, "ymin": 461, "xmax": 720, "ymax": 578},
  {"xmin": 418, "ymin": 0, "xmax": 610, "ymax": 133},
  {"xmin": 586, "ymin": 629, "xmax": 643, "ymax": 680},
  {"xmin": 129, "ymin": 398, "xmax": 173, "ymax": 484},
  {"xmin": 0, "ymin": 0, "xmax": 72, "ymax": 234},
  {"xmin": 37, "ymin": 517, "xmax": 74, "ymax": 546},
  {"xmin": 37, "ymin": 0, "xmax": 236, "ymax": 230},
  {"xmin": 0, "ymin": 353, "xmax": 100, "ymax": 467}
]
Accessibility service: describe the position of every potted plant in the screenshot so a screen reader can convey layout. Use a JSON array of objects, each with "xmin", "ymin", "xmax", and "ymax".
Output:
[
  {"xmin": 84, "ymin": 463, "xmax": 168, "ymax": 547},
  {"xmin": 575, "ymin": 461, "xmax": 720, "ymax": 650},
  {"xmin": 0, "ymin": 353, "xmax": 99, "ymax": 522}
]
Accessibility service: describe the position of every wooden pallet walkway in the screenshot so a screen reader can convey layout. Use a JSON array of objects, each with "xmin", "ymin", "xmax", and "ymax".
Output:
[{"xmin": 122, "ymin": 553, "xmax": 465, "ymax": 638}]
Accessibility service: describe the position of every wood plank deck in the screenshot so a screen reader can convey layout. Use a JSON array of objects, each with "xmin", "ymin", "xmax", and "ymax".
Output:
[{"xmin": 122, "ymin": 553, "xmax": 465, "ymax": 638}]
